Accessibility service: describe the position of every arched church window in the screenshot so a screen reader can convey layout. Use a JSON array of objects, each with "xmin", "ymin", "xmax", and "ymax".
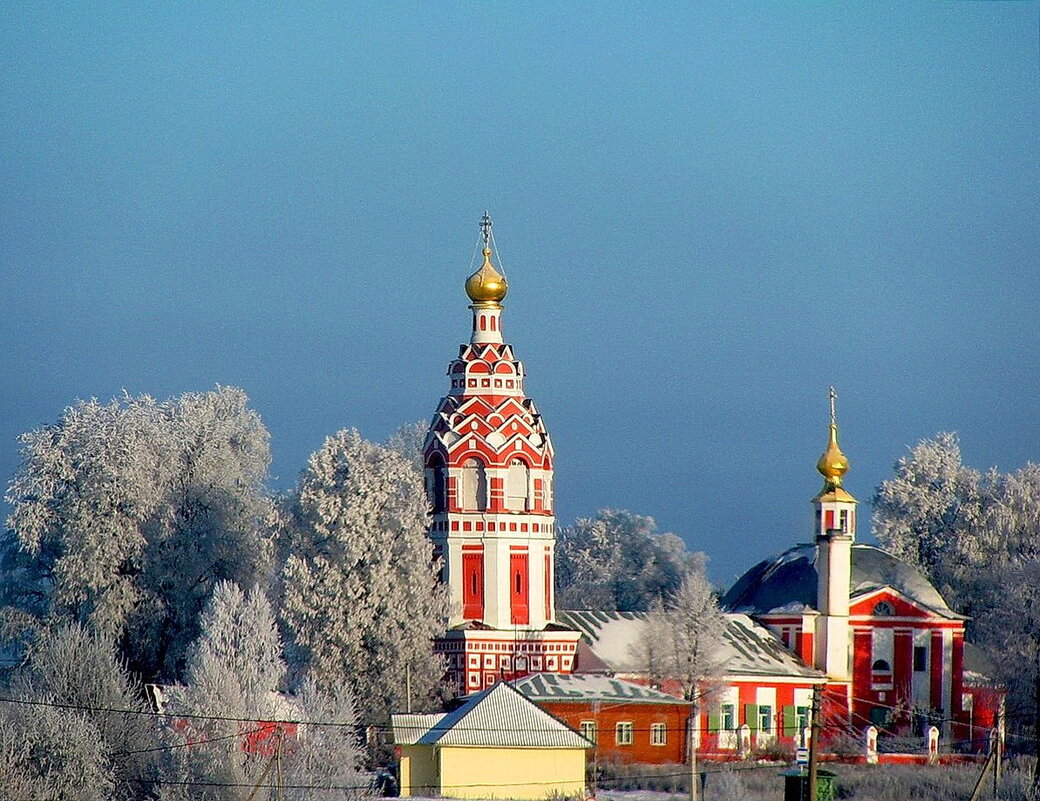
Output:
[
  {"xmin": 872, "ymin": 601, "xmax": 894, "ymax": 617},
  {"xmin": 505, "ymin": 459, "xmax": 529, "ymax": 511},
  {"xmin": 428, "ymin": 454, "xmax": 447, "ymax": 513},
  {"xmin": 872, "ymin": 659, "xmax": 892, "ymax": 672},
  {"xmin": 459, "ymin": 458, "xmax": 487, "ymax": 511}
]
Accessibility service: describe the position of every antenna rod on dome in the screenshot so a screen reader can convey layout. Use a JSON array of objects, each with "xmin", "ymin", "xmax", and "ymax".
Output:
[{"xmin": 480, "ymin": 211, "xmax": 492, "ymax": 248}]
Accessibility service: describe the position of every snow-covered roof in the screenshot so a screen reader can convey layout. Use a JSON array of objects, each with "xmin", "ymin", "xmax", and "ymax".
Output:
[
  {"xmin": 393, "ymin": 682, "xmax": 591, "ymax": 749},
  {"xmin": 512, "ymin": 672, "xmax": 686, "ymax": 705},
  {"xmin": 722, "ymin": 543, "xmax": 961, "ymax": 619},
  {"xmin": 559, "ymin": 610, "xmax": 824, "ymax": 681},
  {"xmin": 963, "ymin": 642, "xmax": 1000, "ymax": 687},
  {"xmin": 392, "ymin": 713, "xmax": 447, "ymax": 745}
]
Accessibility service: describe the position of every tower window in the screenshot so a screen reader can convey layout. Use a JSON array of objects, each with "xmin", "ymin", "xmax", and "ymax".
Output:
[
  {"xmin": 505, "ymin": 459, "xmax": 529, "ymax": 511},
  {"xmin": 428, "ymin": 454, "xmax": 447, "ymax": 512},
  {"xmin": 872, "ymin": 601, "xmax": 894, "ymax": 616},
  {"xmin": 459, "ymin": 458, "xmax": 487, "ymax": 511},
  {"xmin": 872, "ymin": 659, "xmax": 892, "ymax": 673},
  {"xmin": 914, "ymin": 646, "xmax": 928, "ymax": 672}
]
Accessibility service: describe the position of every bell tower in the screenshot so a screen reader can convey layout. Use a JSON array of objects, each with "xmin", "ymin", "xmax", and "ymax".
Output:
[{"xmin": 424, "ymin": 214, "xmax": 580, "ymax": 693}]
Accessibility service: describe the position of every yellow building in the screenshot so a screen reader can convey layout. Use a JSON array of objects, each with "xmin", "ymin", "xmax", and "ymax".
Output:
[{"xmin": 392, "ymin": 681, "xmax": 590, "ymax": 800}]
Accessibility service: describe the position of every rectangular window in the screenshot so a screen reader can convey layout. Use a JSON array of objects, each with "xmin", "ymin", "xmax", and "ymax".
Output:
[
  {"xmin": 914, "ymin": 646, "xmax": 928, "ymax": 672},
  {"xmin": 839, "ymin": 509, "xmax": 849, "ymax": 532},
  {"xmin": 758, "ymin": 705, "xmax": 774, "ymax": 733},
  {"xmin": 615, "ymin": 722, "xmax": 634, "ymax": 746},
  {"xmin": 650, "ymin": 723, "xmax": 667, "ymax": 746},
  {"xmin": 796, "ymin": 706, "xmax": 810, "ymax": 732},
  {"xmin": 721, "ymin": 704, "xmax": 736, "ymax": 732},
  {"xmin": 579, "ymin": 720, "xmax": 597, "ymax": 744}
]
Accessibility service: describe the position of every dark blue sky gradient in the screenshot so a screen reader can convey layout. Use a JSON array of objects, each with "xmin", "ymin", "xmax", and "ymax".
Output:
[{"xmin": 2, "ymin": 3, "xmax": 1037, "ymax": 584}]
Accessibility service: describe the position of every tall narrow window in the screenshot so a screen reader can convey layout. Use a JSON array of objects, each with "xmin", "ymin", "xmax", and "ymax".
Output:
[
  {"xmin": 506, "ymin": 459, "xmax": 529, "ymax": 510},
  {"xmin": 460, "ymin": 458, "xmax": 487, "ymax": 511},
  {"xmin": 510, "ymin": 552, "xmax": 529, "ymax": 625},
  {"xmin": 428, "ymin": 454, "xmax": 447, "ymax": 512},
  {"xmin": 462, "ymin": 551, "xmax": 484, "ymax": 621}
]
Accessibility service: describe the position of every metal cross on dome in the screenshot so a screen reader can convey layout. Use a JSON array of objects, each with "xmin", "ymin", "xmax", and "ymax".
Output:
[
  {"xmin": 480, "ymin": 211, "xmax": 492, "ymax": 246},
  {"xmin": 829, "ymin": 386, "xmax": 837, "ymax": 425}
]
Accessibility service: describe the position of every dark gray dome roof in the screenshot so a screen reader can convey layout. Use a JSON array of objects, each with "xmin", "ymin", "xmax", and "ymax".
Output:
[{"xmin": 722, "ymin": 543, "xmax": 957, "ymax": 617}]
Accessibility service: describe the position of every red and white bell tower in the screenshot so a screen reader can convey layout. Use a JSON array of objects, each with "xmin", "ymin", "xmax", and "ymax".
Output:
[{"xmin": 424, "ymin": 213, "xmax": 580, "ymax": 694}]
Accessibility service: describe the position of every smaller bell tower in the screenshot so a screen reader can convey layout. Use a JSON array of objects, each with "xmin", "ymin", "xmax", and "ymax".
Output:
[{"xmin": 814, "ymin": 387, "xmax": 855, "ymax": 682}]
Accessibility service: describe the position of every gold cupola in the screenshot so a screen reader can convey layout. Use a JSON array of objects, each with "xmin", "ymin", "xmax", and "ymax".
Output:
[
  {"xmin": 815, "ymin": 386, "xmax": 855, "ymax": 500},
  {"xmin": 465, "ymin": 212, "xmax": 508, "ymax": 306}
]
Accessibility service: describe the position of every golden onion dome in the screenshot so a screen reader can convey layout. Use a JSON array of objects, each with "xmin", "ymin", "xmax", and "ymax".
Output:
[
  {"xmin": 465, "ymin": 247, "xmax": 508, "ymax": 304},
  {"xmin": 817, "ymin": 422, "xmax": 850, "ymax": 486}
]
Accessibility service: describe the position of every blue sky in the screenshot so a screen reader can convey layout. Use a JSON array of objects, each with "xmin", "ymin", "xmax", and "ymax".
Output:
[{"xmin": 2, "ymin": 3, "xmax": 1037, "ymax": 584}]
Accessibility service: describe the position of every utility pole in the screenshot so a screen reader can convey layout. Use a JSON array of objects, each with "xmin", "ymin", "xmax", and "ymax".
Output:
[
  {"xmin": 276, "ymin": 729, "xmax": 285, "ymax": 801},
  {"xmin": 807, "ymin": 684, "xmax": 822, "ymax": 801}
]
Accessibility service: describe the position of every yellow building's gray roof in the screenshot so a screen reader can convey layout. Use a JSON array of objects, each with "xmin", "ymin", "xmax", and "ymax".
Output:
[{"xmin": 393, "ymin": 681, "xmax": 590, "ymax": 749}]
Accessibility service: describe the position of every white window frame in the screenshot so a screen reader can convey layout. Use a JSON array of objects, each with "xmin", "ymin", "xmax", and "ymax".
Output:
[
  {"xmin": 615, "ymin": 721, "xmax": 634, "ymax": 746},
  {"xmin": 650, "ymin": 722, "xmax": 667, "ymax": 746}
]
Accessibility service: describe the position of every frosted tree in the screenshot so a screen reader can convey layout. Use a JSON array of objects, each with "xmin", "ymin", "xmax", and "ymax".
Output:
[
  {"xmin": 557, "ymin": 509, "xmax": 706, "ymax": 612},
  {"xmin": 646, "ymin": 569, "xmax": 727, "ymax": 703},
  {"xmin": 181, "ymin": 581, "xmax": 286, "ymax": 720},
  {"xmin": 3, "ymin": 396, "xmax": 164, "ymax": 638},
  {"xmin": 386, "ymin": 419, "xmax": 428, "ymax": 473},
  {"xmin": 871, "ymin": 432, "xmax": 988, "ymax": 609},
  {"xmin": 874, "ymin": 437, "xmax": 1040, "ymax": 785},
  {"xmin": 969, "ymin": 465, "xmax": 1040, "ymax": 786},
  {"xmin": 0, "ymin": 701, "xmax": 114, "ymax": 801},
  {"xmin": 163, "ymin": 581, "xmax": 288, "ymax": 800},
  {"xmin": 2, "ymin": 622, "xmax": 161, "ymax": 799},
  {"xmin": 284, "ymin": 676, "xmax": 371, "ymax": 801},
  {"xmin": 280, "ymin": 429, "xmax": 447, "ymax": 726},
  {"xmin": 3, "ymin": 386, "xmax": 276, "ymax": 679},
  {"xmin": 167, "ymin": 581, "xmax": 370, "ymax": 800}
]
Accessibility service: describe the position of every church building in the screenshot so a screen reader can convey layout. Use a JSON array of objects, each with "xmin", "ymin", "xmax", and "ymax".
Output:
[{"xmin": 419, "ymin": 215, "xmax": 999, "ymax": 757}]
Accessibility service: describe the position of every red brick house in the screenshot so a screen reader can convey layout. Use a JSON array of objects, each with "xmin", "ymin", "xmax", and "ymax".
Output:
[{"xmin": 511, "ymin": 672, "xmax": 691, "ymax": 764}]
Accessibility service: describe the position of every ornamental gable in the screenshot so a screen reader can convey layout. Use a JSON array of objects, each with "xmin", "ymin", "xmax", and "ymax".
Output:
[{"xmin": 849, "ymin": 587, "xmax": 965, "ymax": 622}]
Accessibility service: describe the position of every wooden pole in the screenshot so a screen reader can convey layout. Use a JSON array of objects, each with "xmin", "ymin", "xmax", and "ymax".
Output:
[
  {"xmin": 995, "ymin": 710, "xmax": 1003, "ymax": 792},
  {"xmin": 808, "ymin": 684, "xmax": 822, "ymax": 801},
  {"xmin": 968, "ymin": 750, "xmax": 996, "ymax": 801},
  {"xmin": 276, "ymin": 729, "xmax": 285, "ymax": 801}
]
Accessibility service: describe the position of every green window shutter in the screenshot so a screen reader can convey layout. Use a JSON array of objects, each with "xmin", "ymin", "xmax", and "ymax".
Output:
[
  {"xmin": 782, "ymin": 705, "xmax": 797, "ymax": 737},
  {"xmin": 707, "ymin": 714, "xmax": 720, "ymax": 735},
  {"xmin": 745, "ymin": 704, "xmax": 759, "ymax": 732}
]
